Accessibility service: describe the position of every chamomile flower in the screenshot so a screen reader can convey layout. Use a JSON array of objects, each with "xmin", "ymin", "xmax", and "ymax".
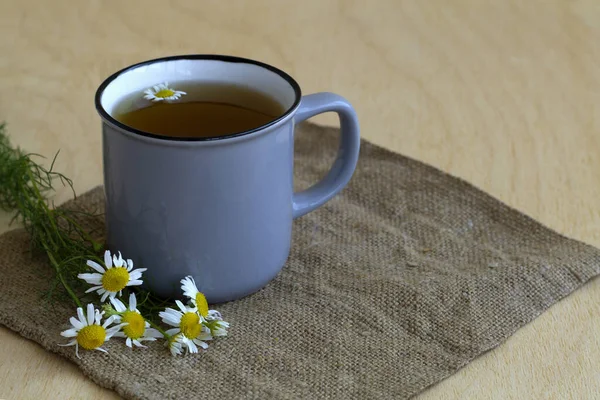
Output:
[
  {"xmin": 59, "ymin": 304, "xmax": 122, "ymax": 358},
  {"xmin": 181, "ymin": 276, "xmax": 229, "ymax": 336},
  {"xmin": 78, "ymin": 250, "xmax": 146, "ymax": 302},
  {"xmin": 205, "ymin": 310, "xmax": 230, "ymax": 337},
  {"xmin": 165, "ymin": 333, "xmax": 184, "ymax": 356},
  {"xmin": 159, "ymin": 300, "xmax": 213, "ymax": 354},
  {"xmin": 180, "ymin": 276, "xmax": 209, "ymax": 318},
  {"xmin": 110, "ymin": 293, "xmax": 163, "ymax": 348},
  {"xmin": 143, "ymin": 83, "xmax": 186, "ymax": 102}
]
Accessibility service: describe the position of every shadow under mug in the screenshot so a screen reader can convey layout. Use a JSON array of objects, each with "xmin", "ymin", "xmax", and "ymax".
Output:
[{"xmin": 95, "ymin": 55, "xmax": 360, "ymax": 303}]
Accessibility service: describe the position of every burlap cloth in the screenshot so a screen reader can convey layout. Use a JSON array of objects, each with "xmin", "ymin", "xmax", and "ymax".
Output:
[{"xmin": 1, "ymin": 123, "xmax": 599, "ymax": 399}]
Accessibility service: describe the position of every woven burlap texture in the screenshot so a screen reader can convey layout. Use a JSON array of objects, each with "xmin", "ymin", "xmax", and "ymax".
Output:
[{"xmin": 1, "ymin": 123, "xmax": 599, "ymax": 400}]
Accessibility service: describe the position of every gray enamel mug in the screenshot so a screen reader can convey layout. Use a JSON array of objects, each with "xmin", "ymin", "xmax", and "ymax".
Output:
[{"xmin": 95, "ymin": 55, "xmax": 360, "ymax": 303}]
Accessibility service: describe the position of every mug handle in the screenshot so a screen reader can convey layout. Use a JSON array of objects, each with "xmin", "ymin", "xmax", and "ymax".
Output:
[{"xmin": 292, "ymin": 92, "xmax": 360, "ymax": 219}]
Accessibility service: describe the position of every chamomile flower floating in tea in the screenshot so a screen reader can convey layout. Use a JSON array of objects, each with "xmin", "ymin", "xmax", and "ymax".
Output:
[
  {"xmin": 59, "ymin": 304, "xmax": 123, "ymax": 358},
  {"xmin": 159, "ymin": 300, "xmax": 213, "ymax": 354},
  {"xmin": 109, "ymin": 293, "xmax": 163, "ymax": 348},
  {"xmin": 143, "ymin": 82, "xmax": 186, "ymax": 102},
  {"xmin": 78, "ymin": 250, "xmax": 147, "ymax": 302},
  {"xmin": 117, "ymin": 82, "xmax": 283, "ymax": 138}
]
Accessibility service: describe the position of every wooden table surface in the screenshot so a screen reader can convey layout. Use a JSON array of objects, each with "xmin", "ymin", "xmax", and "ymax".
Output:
[{"xmin": 2, "ymin": 1, "xmax": 599, "ymax": 398}]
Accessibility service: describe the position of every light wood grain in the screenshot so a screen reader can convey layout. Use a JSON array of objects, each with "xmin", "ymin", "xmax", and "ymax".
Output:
[{"xmin": 1, "ymin": 0, "xmax": 599, "ymax": 398}]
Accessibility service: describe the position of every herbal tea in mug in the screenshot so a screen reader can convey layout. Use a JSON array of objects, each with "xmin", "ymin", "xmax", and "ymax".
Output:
[{"xmin": 113, "ymin": 82, "xmax": 285, "ymax": 138}]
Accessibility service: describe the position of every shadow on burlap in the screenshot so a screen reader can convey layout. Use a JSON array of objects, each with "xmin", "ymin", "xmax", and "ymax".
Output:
[{"xmin": 1, "ymin": 123, "xmax": 599, "ymax": 399}]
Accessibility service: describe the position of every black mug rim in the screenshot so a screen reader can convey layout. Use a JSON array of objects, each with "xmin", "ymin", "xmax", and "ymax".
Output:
[{"xmin": 94, "ymin": 54, "xmax": 302, "ymax": 142}]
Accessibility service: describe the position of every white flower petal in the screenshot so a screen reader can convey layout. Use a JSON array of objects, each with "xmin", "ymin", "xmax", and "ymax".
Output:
[
  {"xmin": 159, "ymin": 308, "xmax": 175, "ymax": 318},
  {"xmin": 106, "ymin": 325, "xmax": 124, "ymax": 339},
  {"xmin": 110, "ymin": 297, "xmax": 126, "ymax": 312},
  {"xmin": 175, "ymin": 300, "xmax": 188, "ymax": 314},
  {"xmin": 86, "ymin": 304, "xmax": 95, "ymax": 325},
  {"xmin": 78, "ymin": 273, "xmax": 103, "ymax": 283},
  {"xmin": 101, "ymin": 291, "xmax": 111, "ymax": 303},
  {"xmin": 77, "ymin": 307, "xmax": 87, "ymax": 326},
  {"xmin": 160, "ymin": 309, "xmax": 181, "ymax": 321},
  {"xmin": 103, "ymin": 315, "xmax": 116, "ymax": 328},
  {"xmin": 57, "ymin": 340, "xmax": 77, "ymax": 347},
  {"xmin": 69, "ymin": 317, "xmax": 84, "ymax": 330},
  {"xmin": 113, "ymin": 252, "xmax": 124, "ymax": 267},
  {"xmin": 167, "ymin": 307, "xmax": 182, "ymax": 315},
  {"xmin": 193, "ymin": 339, "xmax": 209, "ymax": 349},
  {"xmin": 129, "ymin": 268, "xmax": 146, "ymax": 278},
  {"xmin": 161, "ymin": 308, "xmax": 181, "ymax": 317},
  {"xmin": 126, "ymin": 337, "xmax": 132, "ymax": 348},
  {"xmin": 165, "ymin": 328, "xmax": 180, "ymax": 336},
  {"xmin": 128, "ymin": 271, "xmax": 143, "ymax": 280},
  {"xmin": 86, "ymin": 260, "xmax": 105, "ymax": 273},
  {"xmin": 186, "ymin": 339, "xmax": 198, "ymax": 354},
  {"xmin": 127, "ymin": 280, "xmax": 143, "ymax": 286},
  {"xmin": 96, "ymin": 347, "xmax": 108, "ymax": 354},
  {"xmin": 168, "ymin": 339, "xmax": 182, "ymax": 356},
  {"xmin": 207, "ymin": 310, "xmax": 222, "ymax": 320},
  {"xmin": 181, "ymin": 276, "xmax": 199, "ymax": 299},
  {"xmin": 145, "ymin": 328, "xmax": 163, "ymax": 338},
  {"xmin": 160, "ymin": 315, "xmax": 181, "ymax": 327},
  {"xmin": 128, "ymin": 293, "xmax": 137, "ymax": 311},
  {"xmin": 163, "ymin": 317, "xmax": 181, "ymax": 326},
  {"xmin": 61, "ymin": 328, "xmax": 78, "ymax": 338},
  {"xmin": 85, "ymin": 285, "xmax": 102, "ymax": 294},
  {"xmin": 104, "ymin": 250, "xmax": 112, "ymax": 268}
]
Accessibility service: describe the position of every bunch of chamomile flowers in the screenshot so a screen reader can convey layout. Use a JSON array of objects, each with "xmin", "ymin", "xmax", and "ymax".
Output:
[{"xmin": 59, "ymin": 250, "xmax": 229, "ymax": 358}]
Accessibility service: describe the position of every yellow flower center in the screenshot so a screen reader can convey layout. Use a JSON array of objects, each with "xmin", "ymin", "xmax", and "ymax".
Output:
[
  {"xmin": 195, "ymin": 292, "xmax": 209, "ymax": 318},
  {"xmin": 180, "ymin": 312, "xmax": 201, "ymax": 339},
  {"xmin": 101, "ymin": 267, "xmax": 130, "ymax": 292},
  {"xmin": 77, "ymin": 325, "xmax": 106, "ymax": 350},
  {"xmin": 154, "ymin": 89, "xmax": 175, "ymax": 98},
  {"xmin": 122, "ymin": 311, "xmax": 145, "ymax": 339}
]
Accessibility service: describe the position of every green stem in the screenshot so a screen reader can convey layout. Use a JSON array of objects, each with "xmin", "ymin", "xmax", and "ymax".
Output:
[
  {"xmin": 44, "ymin": 244, "xmax": 82, "ymax": 308},
  {"xmin": 21, "ymin": 171, "xmax": 63, "ymax": 250},
  {"xmin": 147, "ymin": 319, "xmax": 170, "ymax": 339},
  {"xmin": 58, "ymin": 270, "xmax": 82, "ymax": 308},
  {"xmin": 59, "ymin": 212, "xmax": 102, "ymax": 250}
]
